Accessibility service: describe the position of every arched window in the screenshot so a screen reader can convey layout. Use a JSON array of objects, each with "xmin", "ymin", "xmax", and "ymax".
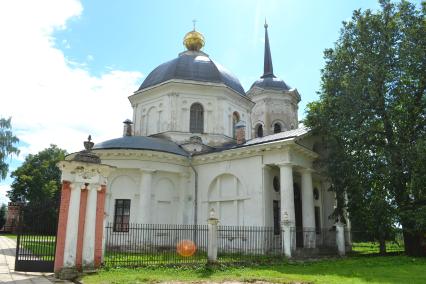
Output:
[
  {"xmin": 190, "ymin": 103, "xmax": 204, "ymax": 133},
  {"xmin": 273, "ymin": 123, "xmax": 282, "ymax": 133},
  {"xmin": 255, "ymin": 124, "xmax": 263, "ymax": 138},
  {"xmin": 232, "ymin": 111, "xmax": 240, "ymax": 138}
]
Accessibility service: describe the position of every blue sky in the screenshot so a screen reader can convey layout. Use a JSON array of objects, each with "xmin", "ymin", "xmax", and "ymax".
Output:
[{"xmin": 0, "ymin": 0, "xmax": 421, "ymax": 204}]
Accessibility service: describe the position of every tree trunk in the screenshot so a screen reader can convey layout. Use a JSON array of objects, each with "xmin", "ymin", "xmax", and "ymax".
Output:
[
  {"xmin": 403, "ymin": 231, "xmax": 426, "ymax": 257},
  {"xmin": 379, "ymin": 237, "xmax": 386, "ymax": 255}
]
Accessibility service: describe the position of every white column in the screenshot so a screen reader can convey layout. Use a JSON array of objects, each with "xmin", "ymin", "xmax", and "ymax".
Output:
[
  {"xmin": 82, "ymin": 184, "xmax": 99, "ymax": 266},
  {"xmin": 301, "ymin": 169, "xmax": 316, "ymax": 248},
  {"xmin": 178, "ymin": 173, "xmax": 189, "ymax": 224},
  {"xmin": 278, "ymin": 163, "xmax": 295, "ymax": 256},
  {"xmin": 138, "ymin": 170, "xmax": 154, "ymax": 224},
  {"xmin": 63, "ymin": 182, "xmax": 83, "ymax": 267},
  {"xmin": 278, "ymin": 163, "xmax": 295, "ymax": 224}
]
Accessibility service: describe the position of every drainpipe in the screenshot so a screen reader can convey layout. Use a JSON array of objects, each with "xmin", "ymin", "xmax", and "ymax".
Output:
[{"xmin": 189, "ymin": 154, "xmax": 198, "ymax": 242}]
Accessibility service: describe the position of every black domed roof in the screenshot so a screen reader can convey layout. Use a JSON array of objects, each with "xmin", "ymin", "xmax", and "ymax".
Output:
[
  {"xmin": 250, "ymin": 77, "xmax": 290, "ymax": 91},
  {"xmin": 138, "ymin": 51, "xmax": 245, "ymax": 96},
  {"xmin": 93, "ymin": 136, "xmax": 189, "ymax": 156}
]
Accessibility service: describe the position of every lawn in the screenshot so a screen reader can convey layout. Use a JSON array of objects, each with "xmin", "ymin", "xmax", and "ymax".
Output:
[
  {"xmin": 81, "ymin": 255, "xmax": 426, "ymax": 284},
  {"xmin": 350, "ymin": 241, "xmax": 404, "ymax": 254}
]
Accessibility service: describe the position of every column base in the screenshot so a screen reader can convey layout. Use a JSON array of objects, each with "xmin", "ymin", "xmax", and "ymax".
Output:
[{"xmin": 55, "ymin": 267, "xmax": 80, "ymax": 281}]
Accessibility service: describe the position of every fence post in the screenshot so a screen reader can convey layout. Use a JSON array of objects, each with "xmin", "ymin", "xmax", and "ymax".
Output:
[
  {"xmin": 207, "ymin": 208, "xmax": 219, "ymax": 263},
  {"xmin": 335, "ymin": 220, "xmax": 345, "ymax": 256},
  {"xmin": 281, "ymin": 212, "xmax": 292, "ymax": 258}
]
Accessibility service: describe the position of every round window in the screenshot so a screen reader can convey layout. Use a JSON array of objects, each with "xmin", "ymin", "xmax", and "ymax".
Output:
[
  {"xmin": 313, "ymin": 188, "xmax": 319, "ymax": 200},
  {"xmin": 273, "ymin": 176, "xmax": 280, "ymax": 192}
]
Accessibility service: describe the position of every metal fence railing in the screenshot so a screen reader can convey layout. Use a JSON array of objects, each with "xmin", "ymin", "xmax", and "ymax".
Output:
[
  {"xmin": 104, "ymin": 223, "xmax": 208, "ymax": 267},
  {"xmin": 217, "ymin": 225, "xmax": 282, "ymax": 263},
  {"xmin": 103, "ymin": 223, "xmax": 404, "ymax": 267}
]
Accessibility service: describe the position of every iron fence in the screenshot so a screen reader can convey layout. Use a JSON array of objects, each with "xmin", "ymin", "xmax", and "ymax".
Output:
[
  {"xmin": 217, "ymin": 225, "xmax": 283, "ymax": 263},
  {"xmin": 289, "ymin": 227, "xmax": 338, "ymax": 252},
  {"xmin": 15, "ymin": 206, "xmax": 58, "ymax": 272},
  {"xmin": 104, "ymin": 223, "xmax": 208, "ymax": 267},
  {"xmin": 103, "ymin": 224, "xmax": 350, "ymax": 267}
]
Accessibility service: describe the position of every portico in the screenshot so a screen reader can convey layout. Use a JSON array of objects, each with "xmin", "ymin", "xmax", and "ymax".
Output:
[{"xmin": 272, "ymin": 161, "xmax": 318, "ymax": 255}]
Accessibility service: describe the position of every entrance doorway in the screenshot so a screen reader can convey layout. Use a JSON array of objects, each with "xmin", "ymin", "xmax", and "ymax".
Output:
[{"xmin": 294, "ymin": 183, "xmax": 303, "ymax": 248}]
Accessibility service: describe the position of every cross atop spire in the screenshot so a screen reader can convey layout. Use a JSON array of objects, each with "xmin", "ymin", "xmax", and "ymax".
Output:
[
  {"xmin": 261, "ymin": 20, "xmax": 275, "ymax": 79},
  {"xmin": 192, "ymin": 19, "xmax": 197, "ymax": 31}
]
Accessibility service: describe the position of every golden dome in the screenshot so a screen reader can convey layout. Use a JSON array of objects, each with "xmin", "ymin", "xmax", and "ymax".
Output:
[{"xmin": 183, "ymin": 30, "xmax": 205, "ymax": 51}]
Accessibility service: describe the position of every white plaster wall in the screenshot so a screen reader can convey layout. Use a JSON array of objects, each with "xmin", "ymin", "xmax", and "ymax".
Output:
[
  {"xmin": 250, "ymin": 91, "xmax": 299, "ymax": 136},
  {"xmin": 152, "ymin": 173, "xmax": 180, "ymax": 224},
  {"xmin": 196, "ymin": 155, "xmax": 264, "ymax": 226},
  {"xmin": 106, "ymin": 172, "xmax": 139, "ymax": 224},
  {"xmin": 129, "ymin": 82, "xmax": 254, "ymax": 143}
]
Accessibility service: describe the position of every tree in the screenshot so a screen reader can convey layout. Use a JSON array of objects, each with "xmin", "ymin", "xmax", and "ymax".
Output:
[
  {"xmin": 0, "ymin": 204, "xmax": 6, "ymax": 229},
  {"xmin": 0, "ymin": 117, "xmax": 19, "ymax": 180},
  {"xmin": 306, "ymin": 0, "xmax": 426, "ymax": 256},
  {"xmin": 8, "ymin": 145, "xmax": 67, "ymax": 224}
]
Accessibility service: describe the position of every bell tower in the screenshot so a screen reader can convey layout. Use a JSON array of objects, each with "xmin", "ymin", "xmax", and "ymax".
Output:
[{"xmin": 247, "ymin": 22, "xmax": 300, "ymax": 138}]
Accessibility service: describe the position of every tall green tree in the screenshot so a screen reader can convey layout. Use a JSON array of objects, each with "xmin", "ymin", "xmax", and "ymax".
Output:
[
  {"xmin": 8, "ymin": 145, "xmax": 67, "ymax": 224},
  {"xmin": 306, "ymin": 0, "xmax": 426, "ymax": 256},
  {"xmin": 0, "ymin": 117, "xmax": 19, "ymax": 180}
]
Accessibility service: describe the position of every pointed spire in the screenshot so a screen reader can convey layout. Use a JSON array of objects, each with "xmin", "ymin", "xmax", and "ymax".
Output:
[{"xmin": 261, "ymin": 19, "xmax": 276, "ymax": 78}]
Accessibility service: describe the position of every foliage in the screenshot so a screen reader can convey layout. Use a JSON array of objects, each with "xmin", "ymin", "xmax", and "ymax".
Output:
[
  {"xmin": 0, "ymin": 204, "xmax": 6, "ymax": 229},
  {"xmin": 305, "ymin": 0, "xmax": 426, "ymax": 255},
  {"xmin": 0, "ymin": 117, "xmax": 19, "ymax": 180},
  {"xmin": 82, "ymin": 256, "xmax": 426, "ymax": 284},
  {"xmin": 8, "ymin": 145, "xmax": 67, "ymax": 223}
]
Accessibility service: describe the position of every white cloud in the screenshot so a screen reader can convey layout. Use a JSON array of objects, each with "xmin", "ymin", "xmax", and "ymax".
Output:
[{"xmin": 0, "ymin": 0, "xmax": 143, "ymax": 201}]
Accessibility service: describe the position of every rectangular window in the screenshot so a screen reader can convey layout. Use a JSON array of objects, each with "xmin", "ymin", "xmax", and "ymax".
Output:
[
  {"xmin": 273, "ymin": 200, "xmax": 280, "ymax": 235},
  {"xmin": 113, "ymin": 199, "xmax": 131, "ymax": 232},
  {"xmin": 315, "ymin": 206, "xmax": 321, "ymax": 234}
]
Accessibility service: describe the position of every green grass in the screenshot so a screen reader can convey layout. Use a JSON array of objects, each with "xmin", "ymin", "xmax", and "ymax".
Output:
[
  {"xmin": 22, "ymin": 240, "xmax": 56, "ymax": 260},
  {"xmin": 351, "ymin": 241, "xmax": 404, "ymax": 254},
  {"xmin": 5, "ymin": 234, "xmax": 56, "ymax": 260},
  {"xmin": 82, "ymin": 255, "xmax": 426, "ymax": 284}
]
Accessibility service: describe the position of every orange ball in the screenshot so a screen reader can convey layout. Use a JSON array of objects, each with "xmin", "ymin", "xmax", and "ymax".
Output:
[{"xmin": 176, "ymin": 240, "xmax": 197, "ymax": 257}]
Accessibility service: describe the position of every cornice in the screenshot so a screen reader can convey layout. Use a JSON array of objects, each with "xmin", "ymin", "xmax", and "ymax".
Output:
[
  {"xmin": 130, "ymin": 80, "xmax": 254, "ymax": 107},
  {"xmin": 68, "ymin": 149, "xmax": 189, "ymax": 166},
  {"xmin": 192, "ymin": 138, "xmax": 319, "ymax": 165}
]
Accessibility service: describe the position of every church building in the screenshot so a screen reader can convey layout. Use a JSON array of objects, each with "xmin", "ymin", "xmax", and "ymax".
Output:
[{"xmin": 57, "ymin": 24, "xmax": 345, "ymax": 270}]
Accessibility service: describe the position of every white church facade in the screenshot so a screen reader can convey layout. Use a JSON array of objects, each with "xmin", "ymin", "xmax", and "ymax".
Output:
[
  {"xmin": 54, "ymin": 24, "xmax": 348, "ymax": 274},
  {"xmin": 95, "ymin": 24, "xmax": 335, "ymax": 230}
]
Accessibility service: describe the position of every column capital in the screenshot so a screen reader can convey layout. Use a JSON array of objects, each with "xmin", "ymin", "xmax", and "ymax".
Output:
[
  {"xmin": 276, "ymin": 162, "xmax": 292, "ymax": 168},
  {"xmin": 140, "ymin": 169, "xmax": 156, "ymax": 175},
  {"xmin": 300, "ymin": 168, "xmax": 315, "ymax": 174}
]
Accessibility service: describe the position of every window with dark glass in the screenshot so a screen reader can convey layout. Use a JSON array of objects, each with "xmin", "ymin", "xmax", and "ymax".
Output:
[
  {"xmin": 273, "ymin": 200, "xmax": 280, "ymax": 235},
  {"xmin": 273, "ymin": 123, "xmax": 282, "ymax": 133},
  {"xmin": 256, "ymin": 124, "xmax": 263, "ymax": 138},
  {"xmin": 315, "ymin": 206, "xmax": 321, "ymax": 234},
  {"xmin": 113, "ymin": 199, "xmax": 131, "ymax": 232},
  {"xmin": 273, "ymin": 176, "xmax": 280, "ymax": 192},
  {"xmin": 313, "ymin": 188, "xmax": 319, "ymax": 200},
  {"xmin": 190, "ymin": 103, "xmax": 204, "ymax": 133},
  {"xmin": 232, "ymin": 111, "xmax": 240, "ymax": 138}
]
